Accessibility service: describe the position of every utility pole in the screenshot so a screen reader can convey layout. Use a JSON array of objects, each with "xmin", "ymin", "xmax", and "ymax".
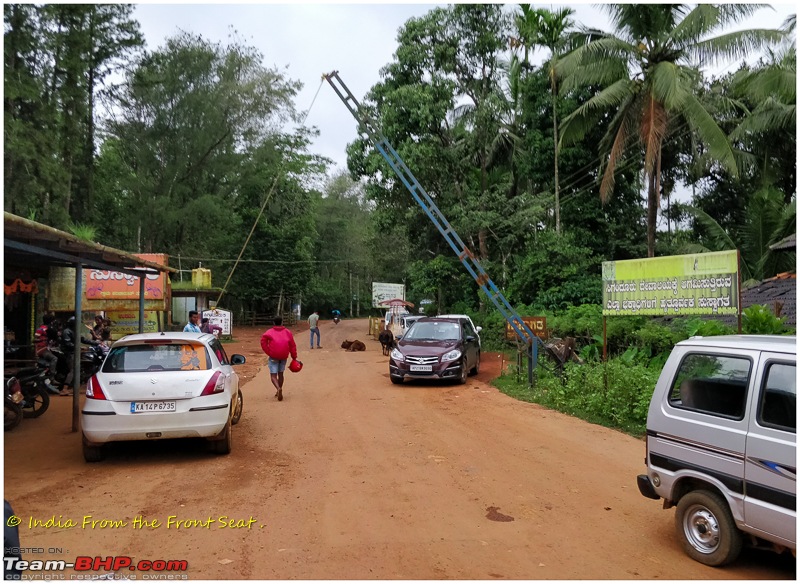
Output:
[
  {"xmin": 349, "ymin": 266, "xmax": 353, "ymax": 316},
  {"xmin": 356, "ymin": 274, "xmax": 360, "ymax": 317}
]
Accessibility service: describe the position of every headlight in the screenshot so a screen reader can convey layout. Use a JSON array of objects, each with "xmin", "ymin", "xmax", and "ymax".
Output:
[
  {"xmin": 441, "ymin": 349, "xmax": 462, "ymax": 362},
  {"xmin": 390, "ymin": 348, "xmax": 404, "ymax": 361}
]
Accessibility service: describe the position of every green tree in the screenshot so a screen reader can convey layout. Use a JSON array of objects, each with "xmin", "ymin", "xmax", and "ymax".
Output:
[
  {"xmin": 514, "ymin": 5, "xmax": 577, "ymax": 234},
  {"xmin": 558, "ymin": 4, "xmax": 784, "ymax": 257}
]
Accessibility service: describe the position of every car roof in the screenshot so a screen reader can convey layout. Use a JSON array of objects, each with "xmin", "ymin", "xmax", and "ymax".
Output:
[
  {"xmin": 417, "ymin": 317, "xmax": 462, "ymax": 323},
  {"xmin": 677, "ymin": 335, "xmax": 796, "ymax": 354},
  {"xmin": 112, "ymin": 332, "xmax": 216, "ymax": 345}
]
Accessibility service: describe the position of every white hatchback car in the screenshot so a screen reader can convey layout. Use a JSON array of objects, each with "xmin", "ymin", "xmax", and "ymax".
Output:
[{"xmin": 80, "ymin": 332, "xmax": 246, "ymax": 462}]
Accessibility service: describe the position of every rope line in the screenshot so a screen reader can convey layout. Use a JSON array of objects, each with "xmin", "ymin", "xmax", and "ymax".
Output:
[{"xmin": 214, "ymin": 78, "xmax": 326, "ymax": 305}]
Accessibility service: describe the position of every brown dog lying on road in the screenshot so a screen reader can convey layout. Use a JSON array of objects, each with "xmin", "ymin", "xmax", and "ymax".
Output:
[{"xmin": 341, "ymin": 339, "xmax": 366, "ymax": 352}]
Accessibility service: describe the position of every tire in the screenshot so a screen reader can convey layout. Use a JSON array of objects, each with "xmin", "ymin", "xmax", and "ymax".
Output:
[
  {"xmin": 231, "ymin": 390, "xmax": 243, "ymax": 426},
  {"xmin": 456, "ymin": 359, "xmax": 468, "ymax": 384},
  {"xmin": 675, "ymin": 489, "xmax": 743, "ymax": 566},
  {"xmin": 4, "ymin": 401, "xmax": 23, "ymax": 432},
  {"xmin": 22, "ymin": 384, "xmax": 50, "ymax": 419},
  {"xmin": 209, "ymin": 419, "xmax": 232, "ymax": 455},
  {"xmin": 469, "ymin": 352, "xmax": 481, "ymax": 376},
  {"xmin": 390, "ymin": 375, "xmax": 404, "ymax": 385},
  {"xmin": 82, "ymin": 436, "xmax": 105, "ymax": 463}
]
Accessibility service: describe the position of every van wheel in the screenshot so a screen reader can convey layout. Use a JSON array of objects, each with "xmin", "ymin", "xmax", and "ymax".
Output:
[{"xmin": 675, "ymin": 490, "xmax": 742, "ymax": 566}]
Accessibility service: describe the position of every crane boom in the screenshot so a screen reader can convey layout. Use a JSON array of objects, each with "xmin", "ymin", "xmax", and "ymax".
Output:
[{"xmin": 323, "ymin": 70, "xmax": 539, "ymax": 359}]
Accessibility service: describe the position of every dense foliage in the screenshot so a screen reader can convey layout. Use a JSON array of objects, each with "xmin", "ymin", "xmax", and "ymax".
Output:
[{"xmin": 4, "ymin": 4, "xmax": 796, "ymax": 322}]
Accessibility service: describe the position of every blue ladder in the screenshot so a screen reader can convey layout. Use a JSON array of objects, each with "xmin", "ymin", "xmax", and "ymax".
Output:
[{"xmin": 323, "ymin": 71, "xmax": 540, "ymax": 363}]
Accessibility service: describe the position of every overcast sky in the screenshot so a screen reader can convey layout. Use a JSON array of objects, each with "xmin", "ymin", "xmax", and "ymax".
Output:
[{"xmin": 132, "ymin": 1, "xmax": 797, "ymax": 176}]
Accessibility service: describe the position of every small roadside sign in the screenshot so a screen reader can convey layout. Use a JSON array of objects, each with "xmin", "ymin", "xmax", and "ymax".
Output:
[{"xmin": 505, "ymin": 316, "xmax": 547, "ymax": 341}]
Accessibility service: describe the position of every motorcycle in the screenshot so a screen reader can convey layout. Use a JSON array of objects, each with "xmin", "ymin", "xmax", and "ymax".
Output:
[
  {"xmin": 3, "ymin": 345, "xmax": 52, "ymax": 418},
  {"xmin": 333, "ymin": 316, "xmax": 340, "ymax": 324},
  {"xmin": 51, "ymin": 340, "xmax": 107, "ymax": 387},
  {"xmin": 5, "ymin": 377, "xmax": 24, "ymax": 431},
  {"xmin": 10, "ymin": 361, "xmax": 52, "ymax": 418}
]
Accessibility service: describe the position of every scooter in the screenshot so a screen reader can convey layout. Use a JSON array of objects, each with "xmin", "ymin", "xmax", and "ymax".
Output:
[
  {"xmin": 5, "ymin": 377, "xmax": 24, "ymax": 431},
  {"xmin": 51, "ymin": 341, "xmax": 107, "ymax": 387}
]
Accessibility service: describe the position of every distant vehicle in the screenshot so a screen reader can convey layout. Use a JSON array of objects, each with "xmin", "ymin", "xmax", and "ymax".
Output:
[
  {"xmin": 80, "ymin": 332, "xmax": 246, "ymax": 462},
  {"xmin": 637, "ymin": 335, "xmax": 796, "ymax": 566},
  {"xmin": 437, "ymin": 314, "xmax": 482, "ymax": 347},
  {"xmin": 399, "ymin": 315, "xmax": 424, "ymax": 334},
  {"xmin": 389, "ymin": 317, "xmax": 480, "ymax": 385},
  {"xmin": 385, "ymin": 310, "xmax": 410, "ymax": 330}
]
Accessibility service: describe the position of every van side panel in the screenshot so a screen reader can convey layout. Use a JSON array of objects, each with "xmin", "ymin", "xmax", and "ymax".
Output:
[
  {"xmin": 647, "ymin": 347, "xmax": 760, "ymax": 522},
  {"xmin": 743, "ymin": 354, "xmax": 796, "ymax": 547}
]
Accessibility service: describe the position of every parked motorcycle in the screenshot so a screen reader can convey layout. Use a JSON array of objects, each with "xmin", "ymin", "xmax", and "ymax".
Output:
[
  {"xmin": 5, "ymin": 377, "xmax": 24, "ymax": 431},
  {"xmin": 12, "ymin": 362, "xmax": 52, "ymax": 418},
  {"xmin": 51, "ymin": 341, "xmax": 107, "ymax": 387}
]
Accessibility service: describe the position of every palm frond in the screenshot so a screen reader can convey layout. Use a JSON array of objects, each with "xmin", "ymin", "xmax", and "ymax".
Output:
[
  {"xmin": 734, "ymin": 62, "xmax": 796, "ymax": 103},
  {"xmin": 680, "ymin": 92, "xmax": 738, "ymax": 176},
  {"xmin": 670, "ymin": 4, "xmax": 723, "ymax": 50},
  {"xmin": 688, "ymin": 29, "xmax": 786, "ymax": 67},
  {"xmin": 556, "ymin": 36, "xmax": 635, "ymax": 83},
  {"xmin": 641, "ymin": 94, "xmax": 668, "ymax": 186},
  {"xmin": 599, "ymin": 105, "xmax": 637, "ymax": 203},
  {"xmin": 649, "ymin": 61, "xmax": 683, "ymax": 109},
  {"xmin": 559, "ymin": 78, "xmax": 636, "ymax": 147},
  {"xmin": 683, "ymin": 205, "xmax": 752, "ymax": 280},
  {"xmin": 730, "ymin": 100, "xmax": 796, "ymax": 138}
]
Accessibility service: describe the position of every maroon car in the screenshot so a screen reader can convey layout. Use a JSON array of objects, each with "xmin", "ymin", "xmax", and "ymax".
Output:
[{"xmin": 388, "ymin": 317, "xmax": 480, "ymax": 385}]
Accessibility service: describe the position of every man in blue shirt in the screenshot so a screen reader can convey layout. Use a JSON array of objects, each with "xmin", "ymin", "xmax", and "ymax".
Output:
[{"xmin": 184, "ymin": 311, "xmax": 202, "ymax": 332}]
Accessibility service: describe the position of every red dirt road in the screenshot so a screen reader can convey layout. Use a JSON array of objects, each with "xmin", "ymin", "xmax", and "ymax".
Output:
[{"xmin": 3, "ymin": 319, "xmax": 795, "ymax": 579}]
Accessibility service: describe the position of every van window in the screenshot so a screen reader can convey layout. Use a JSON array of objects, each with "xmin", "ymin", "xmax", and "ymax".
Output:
[
  {"xmin": 757, "ymin": 362, "xmax": 796, "ymax": 432},
  {"xmin": 669, "ymin": 353, "xmax": 751, "ymax": 419}
]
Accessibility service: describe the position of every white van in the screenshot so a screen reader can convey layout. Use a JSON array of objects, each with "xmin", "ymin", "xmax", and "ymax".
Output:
[{"xmin": 637, "ymin": 335, "xmax": 796, "ymax": 566}]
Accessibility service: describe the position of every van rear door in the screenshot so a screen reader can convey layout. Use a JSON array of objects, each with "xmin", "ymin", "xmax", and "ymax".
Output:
[{"xmin": 743, "ymin": 353, "xmax": 796, "ymax": 547}]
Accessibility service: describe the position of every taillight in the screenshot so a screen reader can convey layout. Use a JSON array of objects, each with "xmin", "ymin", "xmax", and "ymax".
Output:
[
  {"xmin": 200, "ymin": 371, "xmax": 225, "ymax": 396},
  {"xmin": 86, "ymin": 375, "xmax": 107, "ymax": 400}
]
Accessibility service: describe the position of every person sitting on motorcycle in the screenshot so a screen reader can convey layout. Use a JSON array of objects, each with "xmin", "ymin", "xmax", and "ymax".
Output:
[
  {"xmin": 58, "ymin": 316, "xmax": 77, "ymax": 395},
  {"xmin": 332, "ymin": 309, "xmax": 341, "ymax": 323},
  {"xmin": 34, "ymin": 314, "xmax": 59, "ymax": 393}
]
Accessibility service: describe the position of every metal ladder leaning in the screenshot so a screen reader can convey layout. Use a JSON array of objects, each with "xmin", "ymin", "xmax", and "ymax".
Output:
[{"xmin": 323, "ymin": 70, "xmax": 541, "ymax": 371}]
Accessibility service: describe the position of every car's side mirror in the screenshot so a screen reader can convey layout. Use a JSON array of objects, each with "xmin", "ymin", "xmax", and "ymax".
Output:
[
  {"xmin": 475, "ymin": 326, "xmax": 483, "ymax": 333},
  {"xmin": 465, "ymin": 336, "xmax": 476, "ymax": 343},
  {"xmin": 395, "ymin": 334, "xmax": 403, "ymax": 341},
  {"xmin": 231, "ymin": 354, "xmax": 246, "ymax": 365}
]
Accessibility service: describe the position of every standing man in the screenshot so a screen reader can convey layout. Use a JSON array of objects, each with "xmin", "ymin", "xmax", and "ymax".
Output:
[
  {"xmin": 34, "ymin": 314, "xmax": 59, "ymax": 393},
  {"xmin": 308, "ymin": 310, "xmax": 321, "ymax": 349},
  {"xmin": 183, "ymin": 311, "xmax": 202, "ymax": 332},
  {"xmin": 260, "ymin": 316, "xmax": 298, "ymax": 402}
]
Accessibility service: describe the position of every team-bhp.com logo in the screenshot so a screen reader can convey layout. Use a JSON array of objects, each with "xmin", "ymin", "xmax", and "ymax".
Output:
[{"xmin": 4, "ymin": 556, "xmax": 189, "ymax": 577}]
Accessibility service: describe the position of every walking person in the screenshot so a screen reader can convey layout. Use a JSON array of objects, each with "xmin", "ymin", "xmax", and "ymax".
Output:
[
  {"xmin": 59, "ymin": 316, "xmax": 77, "ymax": 396},
  {"xmin": 308, "ymin": 310, "xmax": 321, "ymax": 349},
  {"xmin": 260, "ymin": 316, "xmax": 298, "ymax": 402},
  {"xmin": 183, "ymin": 310, "xmax": 202, "ymax": 333}
]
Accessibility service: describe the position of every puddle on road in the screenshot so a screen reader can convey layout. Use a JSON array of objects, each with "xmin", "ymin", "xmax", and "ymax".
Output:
[{"xmin": 485, "ymin": 506, "xmax": 515, "ymax": 522}]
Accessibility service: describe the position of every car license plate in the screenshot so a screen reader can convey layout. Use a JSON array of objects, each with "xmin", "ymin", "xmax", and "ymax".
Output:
[
  {"xmin": 409, "ymin": 365, "xmax": 432, "ymax": 372},
  {"xmin": 130, "ymin": 401, "xmax": 176, "ymax": 413}
]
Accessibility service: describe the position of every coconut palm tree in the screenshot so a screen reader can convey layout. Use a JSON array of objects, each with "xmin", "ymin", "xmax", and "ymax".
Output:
[{"xmin": 557, "ymin": 4, "xmax": 785, "ymax": 257}]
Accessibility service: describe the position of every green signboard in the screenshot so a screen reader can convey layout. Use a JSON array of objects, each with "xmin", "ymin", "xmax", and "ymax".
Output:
[{"xmin": 602, "ymin": 251, "xmax": 739, "ymax": 316}]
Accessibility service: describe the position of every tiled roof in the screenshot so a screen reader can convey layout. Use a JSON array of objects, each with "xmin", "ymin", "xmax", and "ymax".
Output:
[{"xmin": 741, "ymin": 272, "xmax": 797, "ymax": 325}]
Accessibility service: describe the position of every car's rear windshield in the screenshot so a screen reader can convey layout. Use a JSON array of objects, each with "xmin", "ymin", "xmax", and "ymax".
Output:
[
  {"xmin": 102, "ymin": 343, "xmax": 211, "ymax": 373},
  {"xmin": 404, "ymin": 321, "xmax": 460, "ymax": 341}
]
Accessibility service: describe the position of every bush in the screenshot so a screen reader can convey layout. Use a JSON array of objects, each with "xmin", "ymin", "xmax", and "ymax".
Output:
[
  {"xmin": 742, "ymin": 304, "xmax": 788, "ymax": 334},
  {"xmin": 495, "ymin": 356, "xmax": 660, "ymax": 435}
]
